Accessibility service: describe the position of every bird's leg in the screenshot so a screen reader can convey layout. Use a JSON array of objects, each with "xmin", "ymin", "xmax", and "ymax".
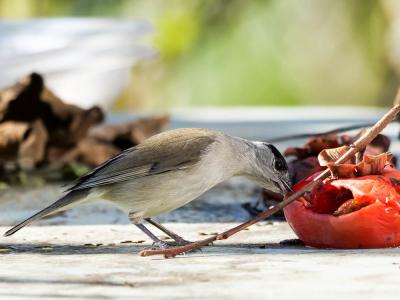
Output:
[
  {"xmin": 134, "ymin": 223, "xmax": 171, "ymax": 249},
  {"xmin": 145, "ymin": 218, "xmax": 192, "ymax": 246}
]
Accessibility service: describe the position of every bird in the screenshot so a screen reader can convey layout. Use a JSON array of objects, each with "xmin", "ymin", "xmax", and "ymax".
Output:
[{"xmin": 4, "ymin": 128, "xmax": 291, "ymax": 250}]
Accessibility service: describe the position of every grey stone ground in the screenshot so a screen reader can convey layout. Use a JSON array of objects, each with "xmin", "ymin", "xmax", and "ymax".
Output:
[
  {"xmin": 1, "ymin": 108, "xmax": 400, "ymax": 299},
  {"xmin": 2, "ymin": 223, "xmax": 400, "ymax": 300}
]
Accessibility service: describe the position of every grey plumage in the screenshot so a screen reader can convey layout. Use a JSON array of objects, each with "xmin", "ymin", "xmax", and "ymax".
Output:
[
  {"xmin": 4, "ymin": 128, "xmax": 291, "ymax": 246},
  {"xmin": 66, "ymin": 128, "xmax": 217, "ymax": 191}
]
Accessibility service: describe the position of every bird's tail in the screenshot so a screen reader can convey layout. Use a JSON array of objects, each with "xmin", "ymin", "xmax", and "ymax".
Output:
[{"xmin": 4, "ymin": 189, "xmax": 89, "ymax": 237}]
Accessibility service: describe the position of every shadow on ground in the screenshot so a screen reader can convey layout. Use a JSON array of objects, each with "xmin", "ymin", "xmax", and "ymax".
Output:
[
  {"xmin": 1, "ymin": 241, "xmax": 398, "ymax": 257},
  {"xmin": 0, "ymin": 241, "xmax": 307, "ymax": 256}
]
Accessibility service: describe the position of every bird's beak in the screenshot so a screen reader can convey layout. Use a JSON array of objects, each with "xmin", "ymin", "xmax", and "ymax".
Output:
[{"xmin": 277, "ymin": 177, "xmax": 293, "ymax": 194}]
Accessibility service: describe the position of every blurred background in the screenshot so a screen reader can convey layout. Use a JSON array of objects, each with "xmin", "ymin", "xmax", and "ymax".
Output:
[{"xmin": 2, "ymin": 0, "xmax": 400, "ymax": 112}]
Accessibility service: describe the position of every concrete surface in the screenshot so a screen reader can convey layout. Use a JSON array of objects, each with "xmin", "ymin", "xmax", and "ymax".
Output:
[
  {"xmin": 1, "ymin": 108, "xmax": 400, "ymax": 299},
  {"xmin": 1, "ymin": 223, "xmax": 400, "ymax": 300}
]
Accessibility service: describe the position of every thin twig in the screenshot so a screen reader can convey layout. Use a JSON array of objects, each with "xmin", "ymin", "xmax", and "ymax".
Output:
[
  {"xmin": 267, "ymin": 122, "xmax": 376, "ymax": 143},
  {"xmin": 140, "ymin": 93, "xmax": 400, "ymax": 258}
]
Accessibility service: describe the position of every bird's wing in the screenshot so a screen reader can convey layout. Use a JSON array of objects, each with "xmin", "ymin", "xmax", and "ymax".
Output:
[{"xmin": 66, "ymin": 128, "xmax": 218, "ymax": 191}]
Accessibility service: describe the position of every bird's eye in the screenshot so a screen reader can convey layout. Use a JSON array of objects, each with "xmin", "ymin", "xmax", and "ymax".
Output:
[{"xmin": 275, "ymin": 160, "xmax": 286, "ymax": 171}]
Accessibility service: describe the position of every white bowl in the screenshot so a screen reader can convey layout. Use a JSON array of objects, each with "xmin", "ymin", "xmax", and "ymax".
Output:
[{"xmin": 0, "ymin": 18, "xmax": 155, "ymax": 109}]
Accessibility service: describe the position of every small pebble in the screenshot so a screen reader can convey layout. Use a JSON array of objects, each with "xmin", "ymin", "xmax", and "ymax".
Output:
[
  {"xmin": 120, "ymin": 240, "xmax": 145, "ymax": 244},
  {"xmin": 279, "ymin": 239, "xmax": 305, "ymax": 246},
  {"xmin": 40, "ymin": 247, "xmax": 53, "ymax": 252},
  {"xmin": 83, "ymin": 243, "xmax": 102, "ymax": 248}
]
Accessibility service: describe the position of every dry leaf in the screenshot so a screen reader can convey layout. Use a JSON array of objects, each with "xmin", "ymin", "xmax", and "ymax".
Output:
[
  {"xmin": 288, "ymin": 156, "xmax": 323, "ymax": 184},
  {"xmin": 326, "ymin": 163, "xmax": 357, "ymax": 178},
  {"xmin": 356, "ymin": 153, "xmax": 393, "ymax": 176},
  {"xmin": 0, "ymin": 121, "xmax": 30, "ymax": 161},
  {"xmin": 18, "ymin": 120, "xmax": 48, "ymax": 170},
  {"xmin": 318, "ymin": 145, "xmax": 351, "ymax": 166},
  {"xmin": 365, "ymin": 134, "xmax": 391, "ymax": 156},
  {"xmin": 284, "ymin": 147, "xmax": 310, "ymax": 159},
  {"xmin": 88, "ymin": 115, "xmax": 169, "ymax": 147}
]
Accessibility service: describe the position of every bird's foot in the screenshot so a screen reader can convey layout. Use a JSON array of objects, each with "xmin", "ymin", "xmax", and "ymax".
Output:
[
  {"xmin": 140, "ymin": 240, "xmax": 200, "ymax": 256},
  {"xmin": 139, "ymin": 237, "xmax": 216, "ymax": 257},
  {"xmin": 146, "ymin": 240, "xmax": 172, "ymax": 250},
  {"xmin": 166, "ymin": 238, "xmax": 193, "ymax": 247},
  {"xmin": 145, "ymin": 240, "xmax": 193, "ymax": 250}
]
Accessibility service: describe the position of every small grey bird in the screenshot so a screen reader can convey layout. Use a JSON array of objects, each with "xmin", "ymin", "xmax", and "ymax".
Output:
[{"xmin": 4, "ymin": 128, "xmax": 291, "ymax": 249}]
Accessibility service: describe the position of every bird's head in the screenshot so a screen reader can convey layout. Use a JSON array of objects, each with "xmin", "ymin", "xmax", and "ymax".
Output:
[{"xmin": 244, "ymin": 142, "xmax": 292, "ymax": 195}]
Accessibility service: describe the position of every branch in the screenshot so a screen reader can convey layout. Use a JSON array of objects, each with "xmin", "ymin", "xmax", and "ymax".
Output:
[
  {"xmin": 267, "ymin": 123, "xmax": 376, "ymax": 143},
  {"xmin": 140, "ymin": 93, "xmax": 400, "ymax": 258}
]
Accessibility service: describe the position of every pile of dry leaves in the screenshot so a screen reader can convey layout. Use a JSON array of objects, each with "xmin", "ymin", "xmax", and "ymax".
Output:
[{"xmin": 0, "ymin": 73, "xmax": 169, "ymax": 183}]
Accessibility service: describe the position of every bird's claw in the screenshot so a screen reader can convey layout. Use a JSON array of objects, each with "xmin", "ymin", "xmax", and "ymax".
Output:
[
  {"xmin": 143, "ymin": 241, "xmax": 171, "ymax": 251},
  {"xmin": 143, "ymin": 240, "xmax": 201, "ymax": 254},
  {"xmin": 170, "ymin": 239, "xmax": 193, "ymax": 247}
]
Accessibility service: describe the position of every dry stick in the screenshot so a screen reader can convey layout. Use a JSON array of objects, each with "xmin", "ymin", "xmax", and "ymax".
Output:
[
  {"xmin": 140, "ymin": 99, "xmax": 400, "ymax": 258},
  {"xmin": 267, "ymin": 122, "xmax": 376, "ymax": 143}
]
